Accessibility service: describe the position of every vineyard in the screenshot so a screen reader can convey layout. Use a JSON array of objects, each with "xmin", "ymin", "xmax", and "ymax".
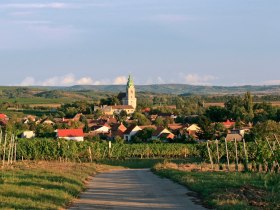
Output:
[{"xmin": 0, "ymin": 133, "xmax": 279, "ymax": 173}]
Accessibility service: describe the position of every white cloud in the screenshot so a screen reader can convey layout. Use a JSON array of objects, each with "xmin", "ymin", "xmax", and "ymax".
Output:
[
  {"xmin": 113, "ymin": 76, "xmax": 127, "ymax": 85},
  {"xmin": 0, "ymin": 3, "xmax": 70, "ymax": 9},
  {"xmin": 42, "ymin": 77, "xmax": 59, "ymax": 86},
  {"xmin": 77, "ymin": 77, "xmax": 94, "ymax": 85},
  {"xmin": 18, "ymin": 74, "xmax": 129, "ymax": 86},
  {"xmin": 260, "ymin": 80, "xmax": 280, "ymax": 85},
  {"xmin": 184, "ymin": 73, "xmax": 217, "ymax": 85},
  {"xmin": 62, "ymin": 74, "xmax": 75, "ymax": 85},
  {"xmin": 19, "ymin": 77, "xmax": 35, "ymax": 86},
  {"xmin": 157, "ymin": 76, "xmax": 165, "ymax": 84}
]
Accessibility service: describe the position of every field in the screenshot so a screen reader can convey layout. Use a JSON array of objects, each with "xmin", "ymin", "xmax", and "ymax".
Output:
[
  {"xmin": 153, "ymin": 161, "xmax": 280, "ymax": 210},
  {"xmin": 205, "ymin": 101, "xmax": 280, "ymax": 107},
  {"xmin": 0, "ymin": 161, "xmax": 111, "ymax": 209}
]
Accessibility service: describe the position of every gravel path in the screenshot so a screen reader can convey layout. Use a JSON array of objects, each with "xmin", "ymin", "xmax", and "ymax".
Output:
[{"xmin": 69, "ymin": 169, "xmax": 207, "ymax": 210}]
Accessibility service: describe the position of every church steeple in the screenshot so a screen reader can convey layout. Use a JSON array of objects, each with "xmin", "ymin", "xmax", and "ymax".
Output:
[
  {"xmin": 122, "ymin": 75, "xmax": 137, "ymax": 109},
  {"xmin": 127, "ymin": 75, "xmax": 134, "ymax": 88}
]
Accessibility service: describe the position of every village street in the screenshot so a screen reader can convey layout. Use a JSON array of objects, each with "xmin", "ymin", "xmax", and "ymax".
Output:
[{"xmin": 69, "ymin": 169, "xmax": 206, "ymax": 210}]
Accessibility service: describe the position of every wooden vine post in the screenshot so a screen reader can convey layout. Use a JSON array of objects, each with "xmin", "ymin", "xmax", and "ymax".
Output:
[
  {"xmin": 215, "ymin": 139, "xmax": 220, "ymax": 165},
  {"xmin": 108, "ymin": 141, "xmax": 112, "ymax": 158},
  {"xmin": 265, "ymin": 137, "xmax": 280, "ymax": 169},
  {"xmin": 14, "ymin": 142, "xmax": 17, "ymax": 162},
  {"xmin": 0, "ymin": 129, "xmax": 2, "ymax": 161},
  {"xmin": 224, "ymin": 138, "xmax": 230, "ymax": 171},
  {"xmin": 2, "ymin": 133, "xmax": 7, "ymax": 166},
  {"xmin": 274, "ymin": 134, "xmax": 280, "ymax": 148},
  {"xmin": 207, "ymin": 141, "xmax": 214, "ymax": 170},
  {"xmin": 234, "ymin": 138, "xmax": 239, "ymax": 172},
  {"xmin": 88, "ymin": 146, "xmax": 93, "ymax": 162},
  {"xmin": 242, "ymin": 138, "xmax": 249, "ymax": 172}
]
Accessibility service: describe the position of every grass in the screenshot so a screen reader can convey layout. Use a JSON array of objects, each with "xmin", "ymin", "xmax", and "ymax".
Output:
[
  {"xmin": 153, "ymin": 162, "xmax": 280, "ymax": 210},
  {"xmin": 97, "ymin": 158, "xmax": 199, "ymax": 169},
  {"xmin": 0, "ymin": 161, "xmax": 111, "ymax": 210}
]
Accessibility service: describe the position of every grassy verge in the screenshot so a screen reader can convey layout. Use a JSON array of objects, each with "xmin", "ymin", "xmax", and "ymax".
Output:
[
  {"xmin": 0, "ymin": 161, "xmax": 110, "ymax": 210},
  {"xmin": 97, "ymin": 158, "xmax": 199, "ymax": 169},
  {"xmin": 153, "ymin": 162, "xmax": 280, "ymax": 209}
]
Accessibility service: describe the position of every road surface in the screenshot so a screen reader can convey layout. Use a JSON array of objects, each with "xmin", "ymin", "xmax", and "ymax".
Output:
[{"xmin": 69, "ymin": 169, "xmax": 206, "ymax": 210}]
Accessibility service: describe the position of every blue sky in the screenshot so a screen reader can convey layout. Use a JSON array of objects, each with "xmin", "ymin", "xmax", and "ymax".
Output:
[{"xmin": 0, "ymin": 0, "xmax": 279, "ymax": 86}]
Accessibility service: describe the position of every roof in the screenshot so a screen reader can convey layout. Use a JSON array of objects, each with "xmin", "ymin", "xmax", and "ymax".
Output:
[
  {"xmin": 159, "ymin": 133, "xmax": 175, "ymax": 139},
  {"xmin": 226, "ymin": 133, "xmax": 243, "ymax": 141},
  {"xmin": 111, "ymin": 123, "xmax": 127, "ymax": 132},
  {"xmin": 152, "ymin": 127, "xmax": 171, "ymax": 137},
  {"xmin": 124, "ymin": 125, "xmax": 141, "ymax": 135},
  {"xmin": 223, "ymin": 120, "xmax": 235, "ymax": 128},
  {"xmin": 187, "ymin": 124, "xmax": 201, "ymax": 131},
  {"xmin": 57, "ymin": 129, "xmax": 84, "ymax": 137},
  {"xmin": 168, "ymin": 123, "xmax": 184, "ymax": 130},
  {"xmin": 139, "ymin": 125, "xmax": 157, "ymax": 130},
  {"xmin": 0, "ymin": 114, "xmax": 8, "ymax": 120}
]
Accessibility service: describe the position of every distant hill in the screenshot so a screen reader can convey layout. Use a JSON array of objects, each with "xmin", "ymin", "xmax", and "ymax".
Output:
[{"xmin": 66, "ymin": 84, "xmax": 280, "ymax": 95}]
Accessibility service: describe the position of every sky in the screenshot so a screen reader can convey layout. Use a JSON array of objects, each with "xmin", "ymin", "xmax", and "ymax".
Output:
[{"xmin": 0, "ymin": 0, "xmax": 280, "ymax": 86}]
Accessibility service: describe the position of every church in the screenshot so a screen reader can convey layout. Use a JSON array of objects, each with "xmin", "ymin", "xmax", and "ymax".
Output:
[
  {"xmin": 122, "ymin": 75, "xmax": 137, "ymax": 109},
  {"xmin": 102, "ymin": 75, "xmax": 137, "ymax": 115}
]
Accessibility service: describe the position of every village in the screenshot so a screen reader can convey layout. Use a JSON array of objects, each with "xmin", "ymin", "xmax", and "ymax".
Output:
[{"xmin": 0, "ymin": 76, "xmax": 252, "ymax": 144}]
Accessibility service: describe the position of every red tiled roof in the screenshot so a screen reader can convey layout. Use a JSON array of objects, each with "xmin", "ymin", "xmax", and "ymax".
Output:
[
  {"xmin": 168, "ymin": 123, "xmax": 183, "ymax": 130},
  {"xmin": 57, "ymin": 129, "xmax": 84, "ymax": 137},
  {"xmin": 0, "ymin": 114, "xmax": 8, "ymax": 120},
  {"xmin": 223, "ymin": 120, "xmax": 235, "ymax": 128}
]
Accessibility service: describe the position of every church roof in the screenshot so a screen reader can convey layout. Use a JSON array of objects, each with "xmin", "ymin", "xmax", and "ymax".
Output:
[{"xmin": 127, "ymin": 75, "xmax": 134, "ymax": 87}]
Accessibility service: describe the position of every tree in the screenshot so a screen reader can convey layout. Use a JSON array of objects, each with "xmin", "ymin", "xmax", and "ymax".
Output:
[
  {"xmin": 248, "ymin": 120, "xmax": 280, "ymax": 141},
  {"xmin": 114, "ymin": 110, "xmax": 127, "ymax": 122},
  {"xmin": 243, "ymin": 92, "xmax": 254, "ymax": 122},
  {"xmin": 132, "ymin": 112, "xmax": 151, "ymax": 125},
  {"xmin": 93, "ymin": 109, "xmax": 103, "ymax": 119},
  {"xmin": 205, "ymin": 106, "xmax": 228, "ymax": 122},
  {"xmin": 224, "ymin": 96, "xmax": 246, "ymax": 121},
  {"xmin": 114, "ymin": 136, "xmax": 124, "ymax": 144}
]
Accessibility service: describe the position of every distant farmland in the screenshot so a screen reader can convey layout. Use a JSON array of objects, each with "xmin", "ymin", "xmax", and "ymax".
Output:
[{"xmin": 205, "ymin": 101, "xmax": 280, "ymax": 107}]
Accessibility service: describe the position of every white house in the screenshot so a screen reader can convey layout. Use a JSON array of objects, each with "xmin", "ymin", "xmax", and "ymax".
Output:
[
  {"xmin": 21, "ymin": 131, "xmax": 35, "ymax": 139},
  {"xmin": 56, "ymin": 129, "xmax": 84, "ymax": 142},
  {"xmin": 123, "ymin": 125, "xmax": 142, "ymax": 141},
  {"xmin": 90, "ymin": 124, "xmax": 111, "ymax": 134},
  {"xmin": 152, "ymin": 127, "xmax": 174, "ymax": 140}
]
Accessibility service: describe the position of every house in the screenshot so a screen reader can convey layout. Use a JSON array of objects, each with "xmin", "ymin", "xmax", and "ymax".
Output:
[
  {"xmin": 226, "ymin": 133, "xmax": 243, "ymax": 142},
  {"xmin": 223, "ymin": 120, "xmax": 235, "ymax": 129},
  {"xmin": 168, "ymin": 123, "xmax": 184, "ymax": 131},
  {"xmin": 186, "ymin": 124, "xmax": 201, "ymax": 137},
  {"xmin": 90, "ymin": 124, "xmax": 111, "ymax": 134},
  {"xmin": 110, "ymin": 123, "xmax": 127, "ymax": 139},
  {"xmin": 21, "ymin": 131, "xmax": 35, "ymax": 139},
  {"xmin": 40, "ymin": 118, "xmax": 55, "ymax": 125},
  {"xmin": 57, "ymin": 129, "xmax": 84, "ymax": 141},
  {"xmin": 0, "ymin": 113, "xmax": 9, "ymax": 126},
  {"xmin": 0, "ymin": 113, "xmax": 9, "ymax": 121},
  {"xmin": 102, "ymin": 105, "xmax": 135, "ymax": 115},
  {"xmin": 152, "ymin": 127, "xmax": 174, "ymax": 140},
  {"xmin": 123, "ymin": 125, "xmax": 142, "ymax": 141},
  {"xmin": 72, "ymin": 113, "xmax": 83, "ymax": 122}
]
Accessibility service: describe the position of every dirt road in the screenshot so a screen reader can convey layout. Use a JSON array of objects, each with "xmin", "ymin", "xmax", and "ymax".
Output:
[{"xmin": 69, "ymin": 169, "xmax": 206, "ymax": 210}]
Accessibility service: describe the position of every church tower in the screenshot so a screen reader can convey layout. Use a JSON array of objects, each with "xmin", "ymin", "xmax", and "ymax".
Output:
[{"xmin": 122, "ymin": 75, "xmax": 137, "ymax": 109}]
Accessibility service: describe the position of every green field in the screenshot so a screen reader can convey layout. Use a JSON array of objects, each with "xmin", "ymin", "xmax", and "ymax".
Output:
[{"xmin": 0, "ymin": 161, "xmax": 110, "ymax": 209}]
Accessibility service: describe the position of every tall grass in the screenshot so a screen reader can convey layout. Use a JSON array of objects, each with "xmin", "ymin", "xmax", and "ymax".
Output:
[
  {"xmin": 0, "ymin": 161, "xmax": 108, "ymax": 209},
  {"xmin": 153, "ymin": 162, "xmax": 280, "ymax": 209}
]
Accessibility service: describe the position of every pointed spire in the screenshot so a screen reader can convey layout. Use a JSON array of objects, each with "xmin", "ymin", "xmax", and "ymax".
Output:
[{"xmin": 127, "ymin": 75, "xmax": 134, "ymax": 87}]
